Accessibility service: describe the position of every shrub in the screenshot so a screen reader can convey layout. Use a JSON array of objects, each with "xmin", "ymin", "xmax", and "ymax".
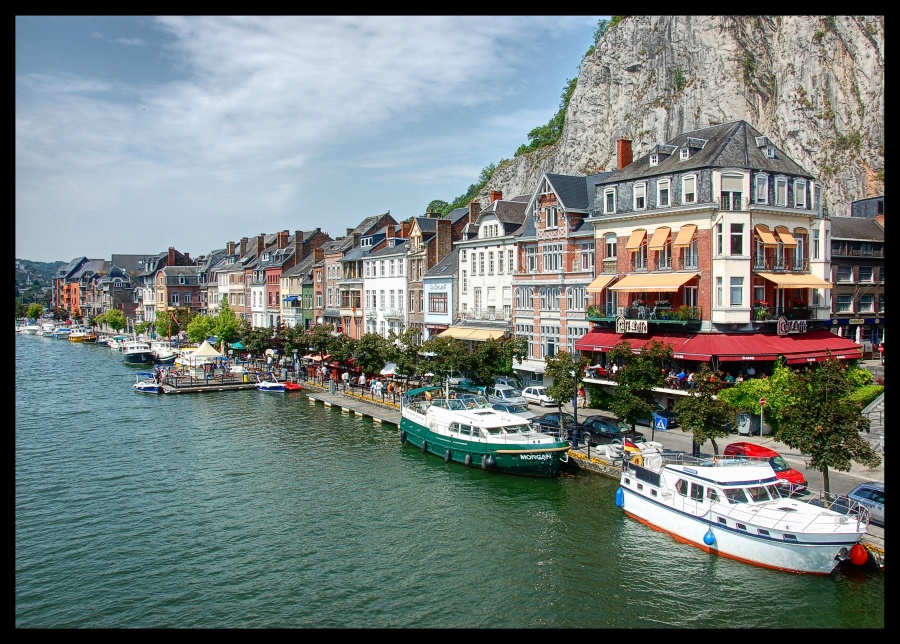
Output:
[
  {"xmin": 586, "ymin": 384, "xmax": 613, "ymax": 410},
  {"xmin": 846, "ymin": 384, "xmax": 884, "ymax": 408}
]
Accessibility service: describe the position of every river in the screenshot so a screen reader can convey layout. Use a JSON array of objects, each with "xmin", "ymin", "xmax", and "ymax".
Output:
[{"xmin": 15, "ymin": 333, "xmax": 884, "ymax": 628}]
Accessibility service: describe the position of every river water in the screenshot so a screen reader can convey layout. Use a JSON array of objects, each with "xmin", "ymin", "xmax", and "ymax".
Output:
[{"xmin": 15, "ymin": 333, "xmax": 884, "ymax": 628}]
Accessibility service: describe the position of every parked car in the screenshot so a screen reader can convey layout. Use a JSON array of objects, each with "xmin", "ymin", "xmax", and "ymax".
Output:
[
  {"xmin": 491, "ymin": 401, "xmax": 535, "ymax": 420},
  {"xmin": 487, "ymin": 383, "xmax": 528, "ymax": 406},
  {"xmin": 635, "ymin": 402, "xmax": 679, "ymax": 429},
  {"xmin": 723, "ymin": 442, "xmax": 807, "ymax": 492},
  {"xmin": 445, "ymin": 370, "xmax": 469, "ymax": 387},
  {"xmin": 579, "ymin": 415, "xmax": 646, "ymax": 447},
  {"xmin": 531, "ymin": 411, "xmax": 582, "ymax": 438},
  {"xmin": 522, "ymin": 385, "xmax": 555, "ymax": 407},
  {"xmin": 494, "ymin": 375, "xmax": 524, "ymax": 389},
  {"xmin": 847, "ymin": 480, "xmax": 884, "ymax": 526}
]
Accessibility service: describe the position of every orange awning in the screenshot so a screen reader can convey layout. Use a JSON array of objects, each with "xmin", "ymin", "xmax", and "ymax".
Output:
[
  {"xmin": 774, "ymin": 225, "xmax": 798, "ymax": 247},
  {"xmin": 586, "ymin": 274, "xmax": 617, "ymax": 293},
  {"xmin": 625, "ymin": 229, "xmax": 646, "ymax": 251},
  {"xmin": 755, "ymin": 273, "xmax": 833, "ymax": 288},
  {"xmin": 754, "ymin": 224, "xmax": 779, "ymax": 247},
  {"xmin": 609, "ymin": 272, "xmax": 698, "ymax": 292},
  {"xmin": 672, "ymin": 224, "xmax": 697, "ymax": 248},
  {"xmin": 648, "ymin": 227, "xmax": 671, "ymax": 251}
]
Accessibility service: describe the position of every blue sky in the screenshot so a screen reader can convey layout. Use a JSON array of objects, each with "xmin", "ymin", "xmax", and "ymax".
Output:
[{"xmin": 16, "ymin": 16, "xmax": 605, "ymax": 263}]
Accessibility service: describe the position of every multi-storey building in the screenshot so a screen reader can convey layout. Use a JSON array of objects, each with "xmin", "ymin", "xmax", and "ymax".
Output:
[
  {"xmin": 136, "ymin": 248, "xmax": 194, "ymax": 326},
  {"xmin": 155, "ymin": 265, "xmax": 202, "ymax": 327},
  {"xmin": 363, "ymin": 223, "xmax": 408, "ymax": 338},
  {"xmin": 829, "ymin": 197, "xmax": 885, "ymax": 351},
  {"xmin": 512, "ymin": 174, "xmax": 610, "ymax": 385},
  {"xmin": 422, "ymin": 248, "xmax": 458, "ymax": 339},
  {"xmin": 280, "ymin": 250, "xmax": 320, "ymax": 329},
  {"xmin": 575, "ymin": 121, "xmax": 862, "ymax": 399}
]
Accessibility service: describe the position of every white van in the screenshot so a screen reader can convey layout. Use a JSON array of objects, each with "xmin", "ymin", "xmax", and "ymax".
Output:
[{"xmin": 487, "ymin": 383, "xmax": 528, "ymax": 406}]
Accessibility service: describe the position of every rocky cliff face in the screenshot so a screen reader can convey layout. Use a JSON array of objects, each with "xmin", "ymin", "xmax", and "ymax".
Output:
[{"xmin": 482, "ymin": 15, "xmax": 884, "ymax": 216}]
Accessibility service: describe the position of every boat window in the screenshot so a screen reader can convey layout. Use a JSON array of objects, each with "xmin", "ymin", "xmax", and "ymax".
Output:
[
  {"xmin": 706, "ymin": 488, "xmax": 720, "ymax": 502},
  {"xmin": 783, "ymin": 534, "xmax": 798, "ymax": 542},
  {"xmin": 717, "ymin": 517, "xmax": 727, "ymax": 524},
  {"xmin": 766, "ymin": 484, "xmax": 783, "ymax": 499},
  {"xmin": 723, "ymin": 488, "xmax": 748, "ymax": 503},
  {"xmin": 690, "ymin": 483, "xmax": 704, "ymax": 501},
  {"xmin": 503, "ymin": 426, "xmax": 523, "ymax": 434},
  {"xmin": 736, "ymin": 523, "xmax": 747, "ymax": 531},
  {"xmin": 650, "ymin": 489, "xmax": 657, "ymax": 497},
  {"xmin": 459, "ymin": 425, "xmax": 471, "ymax": 436},
  {"xmin": 758, "ymin": 529, "xmax": 770, "ymax": 536},
  {"xmin": 746, "ymin": 485, "xmax": 771, "ymax": 502},
  {"xmin": 675, "ymin": 479, "xmax": 688, "ymax": 497},
  {"xmin": 484, "ymin": 427, "xmax": 502, "ymax": 435}
]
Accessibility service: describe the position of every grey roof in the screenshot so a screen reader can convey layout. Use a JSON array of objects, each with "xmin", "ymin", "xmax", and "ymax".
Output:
[
  {"xmin": 162, "ymin": 265, "xmax": 200, "ymax": 277},
  {"xmin": 340, "ymin": 245, "xmax": 366, "ymax": 262},
  {"xmin": 425, "ymin": 247, "xmax": 459, "ymax": 278},
  {"xmin": 447, "ymin": 207, "xmax": 469, "ymax": 224},
  {"xmin": 830, "ymin": 217, "xmax": 885, "ymax": 241},
  {"xmin": 601, "ymin": 120, "xmax": 812, "ymax": 183},
  {"xmin": 368, "ymin": 238, "xmax": 408, "ymax": 257},
  {"xmin": 477, "ymin": 199, "xmax": 528, "ymax": 233},
  {"xmin": 283, "ymin": 253, "xmax": 316, "ymax": 277},
  {"xmin": 512, "ymin": 212, "xmax": 537, "ymax": 240},
  {"xmin": 545, "ymin": 173, "xmax": 613, "ymax": 212}
]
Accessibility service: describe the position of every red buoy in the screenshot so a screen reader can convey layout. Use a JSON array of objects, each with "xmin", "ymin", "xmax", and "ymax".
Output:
[{"xmin": 848, "ymin": 544, "xmax": 868, "ymax": 566}]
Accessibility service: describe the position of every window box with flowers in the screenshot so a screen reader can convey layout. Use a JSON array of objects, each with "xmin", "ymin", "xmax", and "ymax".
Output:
[{"xmin": 753, "ymin": 301, "xmax": 771, "ymax": 320}]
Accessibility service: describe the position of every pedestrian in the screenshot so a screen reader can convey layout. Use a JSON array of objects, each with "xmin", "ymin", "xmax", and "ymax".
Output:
[
  {"xmin": 577, "ymin": 385, "xmax": 586, "ymax": 409},
  {"xmin": 746, "ymin": 365, "xmax": 756, "ymax": 378},
  {"xmin": 342, "ymin": 371, "xmax": 350, "ymax": 389},
  {"xmin": 611, "ymin": 363, "xmax": 619, "ymax": 378},
  {"xmin": 358, "ymin": 373, "xmax": 366, "ymax": 392}
]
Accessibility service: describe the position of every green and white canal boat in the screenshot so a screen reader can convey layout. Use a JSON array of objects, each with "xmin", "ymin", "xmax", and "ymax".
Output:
[{"xmin": 399, "ymin": 387, "xmax": 570, "ymax": 477}]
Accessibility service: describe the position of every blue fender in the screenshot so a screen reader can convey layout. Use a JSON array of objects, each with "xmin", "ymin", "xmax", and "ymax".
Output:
[
  {"xmin": 615, "ymin": 487, "xmax": 624, "ymax": 508},
  {"xmin": 703, "ymin": 528, "xmax": 716, "ymax": 546}
]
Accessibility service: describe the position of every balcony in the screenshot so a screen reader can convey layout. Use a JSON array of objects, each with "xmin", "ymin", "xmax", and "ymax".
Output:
[
  {"xmin": 460, "ymin": 308, "xmax": 509, "ymax": 321},
  {"xmin": 753, "ymin": 305, "xmax": 813, "ymax": 322},
  {"xmin": 364, "ymin": 307, "xmax": 376, "ymax": 317},
  {"xmin": 384, "ymin": 308, "xmax": 405, "ymax": 320},
  {"xmin": 586, "ymin": 304, "xmax": 702, "ymax": 327},
  {"xmin": 340, "ymin": 306, "xmax": 363, "ymax": 318}
]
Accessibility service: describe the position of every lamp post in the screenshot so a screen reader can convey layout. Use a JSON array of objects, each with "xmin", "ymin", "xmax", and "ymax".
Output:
[{"xmin": 570, "ymin": 370, "xmax": 579, "ymax": 448}]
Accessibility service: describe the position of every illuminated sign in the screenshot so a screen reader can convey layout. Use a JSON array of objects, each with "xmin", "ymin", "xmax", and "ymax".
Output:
[
  {"xmin": 777, "ymin": 316, "xmax": 807, "ymax": 336},
  {"xmin": 616, "ymin": 316, "xmax": 648, "ymax": 334}
]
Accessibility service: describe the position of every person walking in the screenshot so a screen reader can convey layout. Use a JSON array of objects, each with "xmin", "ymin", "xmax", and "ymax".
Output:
[
  {"xmin": 358, "ymin": 372, "xmax": 366, "ymax": 392},
  {"xmin": 577, "ymin": 385, "xmax": 586, "ymax": 409}
]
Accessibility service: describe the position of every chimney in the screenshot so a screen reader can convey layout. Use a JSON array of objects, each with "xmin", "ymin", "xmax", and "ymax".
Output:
[
  {"xmin": 226, "ymin": 241, "xmax": 235, "ymax": 256},
  {"xmin": 617, "ymin": 135, "xmax": 633, "ymax": 170},
  {"xmin": 468, "ymin": 199, "xmax": 481, "ymax": 225},
  {"xmin": 352, "ymin": 232, "xmax": 361, "ymax": 247},
  {"xmin": 400, "ymin": 221, "xmax": 412, "ymax": 238},
  {"xmin": 240, "ymin": 237, "xmax": 248, "ymax": 257},
  {"xmin": 436, "ymin": 218, "xmax": 452, "ymax": 262},
  {"xmin": 256, "ymin": 234, "xmax": 265, "ymax": 257},
  {"xmin": 277, "ymin": 230, "xmax": 289, "ymax": 249},
  {"xmin": 875, "ymin": 214, "xmax": 884, "ymax": 229},
  {"xmin": 427, "ymin": 211, "xmax": 441, "ymax": 219},
  {"xmin": 490, "ymin": 190, "xmax": 503, "ymax": 202},
  {"xmin": 386, "ymin": 223, "xmax": 395, "ymax": 239},
  {"xmin": 168, "ymin": 247, "xmax": 176, "ymax": 265},
  {"xmin": 184, "ymin": 253, "xmax": 192, "ymax": 265},
  {"xmin": 294, "ymin": 231, "xmax": 306, "ymax": 263}
]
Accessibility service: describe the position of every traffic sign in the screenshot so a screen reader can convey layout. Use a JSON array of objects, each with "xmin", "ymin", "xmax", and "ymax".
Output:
[{"xmin": 759, "ymin": 398, "xmax": 766, "ymax": 406}]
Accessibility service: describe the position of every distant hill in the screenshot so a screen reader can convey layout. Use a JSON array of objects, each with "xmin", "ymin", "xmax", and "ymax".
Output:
[{"xmin": 16, "ymin": 259, "xmax": 65, "ymax": 289}]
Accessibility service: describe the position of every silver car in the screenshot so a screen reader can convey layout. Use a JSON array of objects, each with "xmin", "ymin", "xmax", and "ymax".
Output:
[{"xmin": 847, "ymin": 481, "xmax": 884, "ymax": 526}]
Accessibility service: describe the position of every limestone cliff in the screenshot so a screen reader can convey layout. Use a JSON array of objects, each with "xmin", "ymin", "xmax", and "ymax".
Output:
[{"xmin": 481, "ymin": 15, "xmax": 884, "ymax": 216}]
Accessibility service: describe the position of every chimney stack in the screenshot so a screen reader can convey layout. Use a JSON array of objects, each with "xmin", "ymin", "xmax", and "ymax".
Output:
[
  {"xmin": 490, "ymin": 190, "xmax": 503, "ymax": 202},
  {"xmin": 168, "ymin": 247, "xmax": 176, "ymax": 265},
  {"xmin": 617, "ymin": 135, "xmax": 633, "ymax": 170},
  {"xmin": 386, "ymin": 223, "xmax": 395, "ymax": 239},
  {"xmin": 256, "ymin": 234, "xmax": 265, "ymax": 257},
  {"xmin": 468, "ymin": 199, "xmax": 481, "ymax": 225},
  {"xmin": 277, "ymin": 230, "xmax": 289, "ymax": 249},
  {"xmin": 294, "ymin": 231, "xmax": 306, "ymax": 263},
  {"xmin": 240, "ymin": 237, "xmax": 248, "ymax": 257},
  {"xmin": 400, "ymin": 221, "xmax": 412, "ymax": 238},
  {"xmin": 226, "ymin": 241, "xmax": 235, "ymax": 256},
  {"xmin": 436, "ymin": 218, "xmax": 452, "ymax": 262}
]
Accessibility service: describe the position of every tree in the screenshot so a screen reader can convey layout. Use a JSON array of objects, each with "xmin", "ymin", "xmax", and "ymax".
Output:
[
  {"xmin": 388, "ymin": 328, "xmax": 424, "ymax": 382},
  {"xmin": 186, "ymin": 314, "xmax": 214, "ymax": 344},
  {"xmin": 607, "ymin": 340, "xmax": 673, "ymax": 438},
  {"xmin": 673, "ymin": 364, "xmax": 734, "ymax": 456},
  {"xmin": 465, "ymin": 336, "xmax": 528, "ymax": 390},
  {"xmin": 329, "ymin": 333, "xmax": 357, "ymax": 372},
  {"xmin": 353, "ymin": 332, "xmax": 391, "ymax": 378},
  {"xmin": 26, "ymin": 303, "xmax": 44, "ymax": 320},
  {"xmin": 104, "ymin": 309, "xmax": 127, "ymax": 333},
  {"xmin": 776, "ymin": 357, "xmax": 881, "ymax": 493},
  {"xmin": 213, "ymin": 297, "xmax": 240, "ymax": 349},
  {"xmin": 545, "ymin": 350, "xmax": 589, "ymax": 435},
  {"xmin": 420, "ymin": 335, "xmax": 470, "ymax": 388},
  {"xmin": 308, "ymin": 323, "xmax": 335, "ymax": 361},
  {"xmin": 425, "ymin": 200, "xmax": 450, "ymax": 215}
]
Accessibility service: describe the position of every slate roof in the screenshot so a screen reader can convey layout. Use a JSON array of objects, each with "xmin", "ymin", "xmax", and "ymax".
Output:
[
  {"xmin": 368, "ymin": 238, "xmax": 408, "ymax": 257},
  {"xmin": 601, "ymin": 120, "xmax": 812, "ymax": 184},
  {"xmin": 830, "ymin": 217, "xmax": 885, "ymax": 241},
  {"xmin": 477, "ymin": 198, "xmax": 528, "ymax": 233},
  {"xmin": 424, "ymin": 247, "xmax": 459, "ymax": 278},
  {"xmin": 545, "ymin": 172, "xmax": 613, "ymax": 212}
]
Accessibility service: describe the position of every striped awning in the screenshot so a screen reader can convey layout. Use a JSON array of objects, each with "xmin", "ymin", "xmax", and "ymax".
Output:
[
  {"xmin": 609, "ymin": 272, "xmax": 699, "ymax": 292},
  {"xmin": 774, "ymin": 225, "xmax": 798, "ymax": 247},
  {"xmin": 648, "ymin": 227, "xmax": 671, "ymax": 251},
  {"xmin": 755, "ymin": 273, "xmax": 833, "ymax": 288},
  {"xmin": 754, "ymin": 224, "xmax": 779, "ymax": 247},
  {"xmin": 586, "ymin": 274, "xmax": 617, "ymax": 293}
]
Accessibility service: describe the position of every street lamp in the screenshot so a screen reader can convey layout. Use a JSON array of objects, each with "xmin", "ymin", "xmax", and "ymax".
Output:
[{"xmin": 570, "ymin": 369, "xmax": 579, "ymax": 447}]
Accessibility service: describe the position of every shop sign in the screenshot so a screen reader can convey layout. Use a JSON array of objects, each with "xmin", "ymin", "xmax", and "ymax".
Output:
[
  {"xmin": 848, "ymin": 318, "xmax": 866, "ymax": 325},
  {"xmin": 616, "ymin": 316, "xmax": 648, "ymax": 334},
  {"xmin": 777, "ymin": 316, "xmax": 807, "ymax": 336}
]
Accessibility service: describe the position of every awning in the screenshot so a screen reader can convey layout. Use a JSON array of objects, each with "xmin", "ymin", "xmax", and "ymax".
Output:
[
  {"xmin": 305, "ymin": 354, "xmax": 332, "ymax": 362},
  {"xmin": 438, "ymin": 327, "xmax": 504, "ymax": 341},
  {"xmin": 625, "ymin": 229, "xmax": 646, "ymax": 251},
  {"xmin": 586, "ymin": 274, "xmax": 617, "ymax": 293},
  {"xmin": 774, "ymin": 225, "xmax": 798, "ymax": 247},
  {"xmin": 755, "ymin": 272, "xmax": 833, "ymax": 288},
  {"xmin": 575, "ymin": 330, "xmax": 712, "ymax": 360},
  {"xmin": 648, "ymin": 227, "xmax": 671, "ymax": 251},
  {"xmin": 672, "ymin": 224, "xmax": 697, "ymax": 248},
  {"xmin": 786, "ymin": 350, "xmax": 863, "ymax": 365},
  {"xmin": 468, "ymin": 329, "xmax": 505, "ymax": 341},
  {"xmin": 609, "ymin": 272, "xmax": 698, "ymax": 292},
  {"xmin": 283, "ymin": 295, "xmax": 298, "ymax": 302},
  {"xmin": 754, "ymin": 224, "xmax": 779, "ymax": 247}
]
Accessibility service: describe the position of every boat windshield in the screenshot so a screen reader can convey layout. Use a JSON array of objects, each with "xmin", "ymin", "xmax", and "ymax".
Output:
[
  {"xmin": 723, "ymin": 488, "xmax": 749, "ymax": 504},
  {"xmin": 503, "ymin": 426, "xmax": 525, "ymax": 434},
  {"xmin": 745, "ymin": 485, "xmax": 775, "ymax": 502}
]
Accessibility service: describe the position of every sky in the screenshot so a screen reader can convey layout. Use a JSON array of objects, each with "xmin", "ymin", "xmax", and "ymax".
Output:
[{"xmin": 16, "ymin": 15, "xmax": 605, "ymax": 264}]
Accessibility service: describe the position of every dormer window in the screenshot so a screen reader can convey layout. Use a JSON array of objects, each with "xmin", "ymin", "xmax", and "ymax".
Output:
[
  {"xmin": 545, "ymin": 206, "xmax": 559, "ymax": 229},
  {"xmin": 604, "ymin": 188, "xmax": 616, "ymax": 214},
  {"xmin": 649, "ymin": 153, "xmax": 659, "ymax": 167},
  {"xmin": 361, "ymin": 237, "xmax": 372, "ymax": 248},
  {"xmin": 680, "ymin": 147, "xmax": 690, "ymax": 160},
  {"xmin": 755, "ymin": 136, "xmax": 769, "ymax": 148},
  {"xmin": 765, "ymin": 147, "xmax": 776, "ymax": 159}
]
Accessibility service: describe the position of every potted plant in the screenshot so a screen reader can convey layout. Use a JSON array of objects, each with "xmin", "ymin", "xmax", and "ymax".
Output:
[{"xmin": 754, "ymin": 301, "xmax": 770, "ymax": 320}]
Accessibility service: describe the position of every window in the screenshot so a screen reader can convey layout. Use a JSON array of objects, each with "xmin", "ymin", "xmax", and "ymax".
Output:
[
  {"xmin": 657, "ymin": 179, "xmax": 670, "ymax": 207},
  {"xmin": 858, "ymin": 295, "xmax": 874, "ymax": 313},
  {"xmin": 498, "ymin": 251, "xmax": 504, "ymax": 273},
  {"xmin": 488, "ymin": 252, "xmax": 494, "ymax": 275},
  {"xmin": 183, "ymin": 292, "xmax": 191, "ymax": 304},
  {"xmin": 604, "ymin": 188, "xmax": 616, "ymax": 214},
  {"xmin": 389, "ymin": 290, "xmax": 395, "ymax": 309},
  {"xmin": 633, "ymin": 243, "xmax": 648, "ymax": 271},
  {"xmin": 380, "ymin": 260, "xmax": 385, "ymax": 277},
  {"xmin": 379, "ymin": 290, "xmax": 385, "ymax": 309},
  {"xmin": 633, "ymin": 183, "xmax": 647, "ymax": 210},
  {"xmin": 754, "ymin": 284, "xmax": 766, "ymax": 304},
  {"xmin": 170, "ymin": 292, "xmax": 179, "ymax": 305},
  {"xmin": 730, "ymin": 277, "xmax": 743, "ymax": 307},
  {"xmin": 730, "ymin": 223, "xmax": 744, "ymax": 255},
  {"xmin": 542, "ymin": 244, "xmax": 563, "ymax": 272},
  {"xmin": 793, "ymin": 233, "xmax": 806, "ymax": 268},
  {"xmin": 526, "ymin": 247, "xmax": 538, "ymax": 273},
  {"xmin": 716, "ymin": 223, "xmax": 724, "ymax": 255},
  {"xmin": 680, "ymin": 148, "xmax": 690, "ymax": 160},
  {"xmin": 479, "ymin": 252, "xmax": 485, "ymax": 275},
  {"xmin": 812, "ymin": 229, "xmax": 820, "ymax": 260},
  {"xmin": 429, "ymin": 292, "xmax": 447, "ymax": 314},
  {"xmin": 567, "ymin": 286, "xmax": 587, "ymax": 313},
  {"xmin": 794, "ymin": 179, "xmax": 807, "ymax": 208},
  {"xmin": 540, "ymin": 287, "xmax": 561, "ymax": 311},
  {"xmin": 461, "ymin": 249, "xmax": 467, "ymax": 262},
  {"xmin": 683, "ymin": 239, "xmax": 698, "ymax": 269},
  {"xmin": 682, "ymin": 175, "xmax": 697, "ymax": 204},
  {"xmin": 683, "ymin": 285, "xmax": 698, "ymax": 307},
  {"xmin": 581, "ymin": 242, "xmax": 594, "ymax": 271},
  {"xmin": 858, "ymin": 266, "xmax": 874, "ymax": 282},
  {"xmin": 837, "ymin": 295, "xmax": 853, "ymax": 313},
  {"xmin": 716, "ymin": 276, "xmax": 723, "ymax": 307},
  {"xmin": 545, "ymin": 206, "xmax": 559, "ymax": 228},
  {"xmin": 657, "ymin": 240, "xmax": 672, "ymax": 270},
  {"xmin": 389, "ymin": 260, "xmax": 396, "ymax": 276},
  {"xmin": 836, "ymin": 265, "xmax": 852, "ymax": 282},
  {"xmin": 650, "ymin": 153, "xmax": 659, "ymax": 167},
  {"xmin": 755, "ymin": 174, "xmax": 769, "ymax": 204},
  {"xmin": 775, "ymin": 177, "xmax": 787, "ymax": 206},
  {"xmin": 605, "ymin": 234, "xmax": 617, "ymax": 260},
  {"xmin": 461, "ymin": 270, "xmax": 467, "ymax": 294},
  {"xmin": 508, "ymin": 250, "xmax": 514, "ymax": 273}
]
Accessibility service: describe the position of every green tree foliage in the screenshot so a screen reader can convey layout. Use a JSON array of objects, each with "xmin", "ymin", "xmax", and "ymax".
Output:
[
  {"xmin": 185, "ymin": 314, "xmax": 214, "ymax": 344},
  {"xmin": 515, "ymin": 78, "xmax": 578, "ymax": 157},
  {"xmin": 353, "ymin": 332, "xmax": 392, "ymax": 378},
  {"xmin": 466, "ymin": 336, "xmax": 528, "ymax": 389},
  {"xmin": 329, "ymin": 333, "xmax": 357, "ymax": 370},
  {"xmin": 212, "ymin": 297, "xmax": 240, "ymax": 348},
  {"xmin": 607, "ymin": 340, "xmax": 673, "ymax": 435},
  {"xmin": 242, "ymin": 324, "xmax": 277, "ymax": 358},
  {"xmin": 673, "ymin": 364, "xmax": 734, "ymax": 456},
  {"xmin": 387, "ymin": 328, "xmax": 424, "ymax": 380},
  {"xmin": 545, "ymin": 351, "xmax": 589, "ymax": 422},
  {"xmin": 420, "ymin": 335, "xmax": 470, "ymax": 384},
  {"xmin": 425, "ymin": 200, "xmax": 450, "ymax": 214},
  {"xmin": 26, "ymin": 303, "xmax": 44, "ymax": 320},
  {"xmin": 103, "ymin": 309, "xmax": 127, "ymax": 333},
  {"xmin": 307, "ymin": 323, "xmax": 335, "ymax": 360},
  {"xmin": 776, "ymin": 358, "xmax": 881, "ymax": 493}
]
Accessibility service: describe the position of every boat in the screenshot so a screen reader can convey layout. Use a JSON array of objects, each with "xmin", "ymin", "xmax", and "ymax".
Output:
[
  {"xmin": 67, "ymin": 325, "xmax": 90, "ymax": 342},
  {"xmin": 106, "ymin": 335, "xmax": 128, "ymax": 350},
  {"xmin": 150, "ymin": 340, "xmax": 179, "ymax": 365},
  {"xmin": 35, "ymin": 322, "xmax": 57, "ymax": 336},
  {"xmin": 284, "ymin": 380, "xmax": 302, "ymax": 392},
  {"xmin": 615, "ymin": 445, "xmax": 870, "ymax": 575},
  {"xmin": 133, "ymin": 371, "xmax": 164, "ymax": 394},
  {"xmin": 398, "ymin": 386, "xmax": 571, "ymax": 477},
  {"xmin": 255, "ymin": 372, "xmax": 286, "ymax": 392},
  {"xmin": 121, "ymin": 339, "xmax": 156, "ymax": 365},
  {"xmin": 19, "ymin": 323, "xmax": 41, "ymax": 335},
  {"xmin": 51, "ymin": 325, "xmax": 71, "ymax": 339}
]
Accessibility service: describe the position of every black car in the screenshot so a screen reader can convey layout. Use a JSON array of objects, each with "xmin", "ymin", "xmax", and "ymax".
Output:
[
  {"xmin": 531, "ymin": 411, "xmax": 582, "ymax": 438},
  {"xmin": 579, "ymin": 416, "xmax": 646, "ymax": 447},
  {"xmin": 635, "ymin": 402, "xmax": 679, "ymax": 429}
]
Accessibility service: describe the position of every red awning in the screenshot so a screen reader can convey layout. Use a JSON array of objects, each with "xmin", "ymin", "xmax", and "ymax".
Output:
[
  {"xmin": 786, "ymin": 349, "xmax": 863, "ymax": 365},
  {"xmin": 575, "ymin": 331, "xmax": 712, "ymax": 360}
]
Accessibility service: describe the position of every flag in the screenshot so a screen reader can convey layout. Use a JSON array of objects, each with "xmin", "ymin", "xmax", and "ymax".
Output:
[{"xmin": 623, "ymin": 438, "xmax": 641, "ymax": 453}]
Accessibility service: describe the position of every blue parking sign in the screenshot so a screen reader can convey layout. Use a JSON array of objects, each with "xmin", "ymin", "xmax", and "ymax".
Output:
[{"xmin": 652, "ymin": 413, "xmax": 669, "ymax": 431}]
